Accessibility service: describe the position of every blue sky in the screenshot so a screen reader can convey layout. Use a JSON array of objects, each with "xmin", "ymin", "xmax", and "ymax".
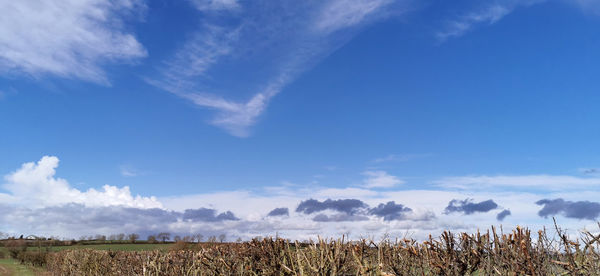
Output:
[{"xmin": 2, "ymin": 0, "xmax": 600, "ymax": 240}]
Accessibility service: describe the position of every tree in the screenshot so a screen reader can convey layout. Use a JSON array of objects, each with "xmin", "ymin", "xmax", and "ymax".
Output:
[
  {"xmin": 218, "ymin": 234, "xmax": 226, "ymax": 243},
  {"xmin": 207, "ymin": 236, "xmax": 217, "ymax": 243},
  {"xmin": 174, "ymin": 235, "xmax": 181, "ymax": 242},
  {"xmin": 195, "ymin": 234, "xmax": 204, "ymax": 243},
  {"xmin": 116, "ymin": 233, "xmax": 125, "ymax": 241},
  {"xmin": 157, "ymin": 232, "xmax": 170, "ymax": 243},
  {"xmin": 128, "ymin": 233, "xmax": 140, "ymax": 244}
]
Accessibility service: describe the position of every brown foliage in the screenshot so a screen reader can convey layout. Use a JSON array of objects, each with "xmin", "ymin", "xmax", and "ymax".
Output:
[{"xmin": 44, "ymin": 226, "xmax": 600, "ymax": 275}]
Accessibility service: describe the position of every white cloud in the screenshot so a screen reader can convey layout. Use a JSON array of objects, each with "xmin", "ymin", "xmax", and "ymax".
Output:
[
  {"xmin": 2, "ymin": 157, "xmax": 599, "ymax": 241},
  {"xmin": 120, "ymin": 169, "xmax": 137, "ymax": 177},
  {"xmin": 151, "ymin": 1, "xmax": 400, "ymax": 137},
  {"xmin": 120, "ymin": 165, "xmax": 144, "ymax": 177},
  {"xmin": 313, "ymin": 0, "xmax": 394, "ymax": 34},
  {"xmin": 372, "ymin": 153, "xmax": 431, "ymax": 163},
  {"xmin": 436, "ymin": 0, "xmax": 544, "ymax": 41},
  {"xmin": 433, "ymin": 174, "xmax": 600, "ymax": 191},
  {"xmin": 362, "ymin": 170, "xmax": 404, "ymax": 188},
  {"xmin": 2, "ymin": 156, "xmax": 161, "ymax": 209},
  {"xmin": 190, "ymin": 0, "xmax": 240, "ymax": 11},
  {"xmin": 0, "ymin": 0, "xmax": 147, "ymax": 83},
  {"xmin": 571, "ymin": 0, "xmax": 600, "ymax": 14}
]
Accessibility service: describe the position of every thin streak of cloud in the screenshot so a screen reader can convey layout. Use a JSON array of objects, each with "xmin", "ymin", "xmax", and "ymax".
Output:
[
  {"xmin": 433, "ymin": 174, "xmax": 600, "ymax": 191},
  {"xmin": 372, "ymin": 153, "xmax": 431, "ymax": 163},
  {"xmin": 362, "ymin": 170, "xmax": 404, "ymax": 188},
  {"xmin": 150, "ymin": 1, "xmax": 402, "ymax": 137},
  {"xmin": 190, "ymin": 0, "xmax": 240, "ymax": 11},
  {"xmin": 436, "ymin": 0, "xmax": 544, "ymax": 41}
]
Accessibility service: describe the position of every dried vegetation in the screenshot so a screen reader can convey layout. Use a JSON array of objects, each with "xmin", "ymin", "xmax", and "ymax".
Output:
[{"xmin": 32, "ymin": 224, "xmax": 600, "ymax": 275}]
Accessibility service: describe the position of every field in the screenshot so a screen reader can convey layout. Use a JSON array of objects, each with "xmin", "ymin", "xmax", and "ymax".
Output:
[
  {"xmin": 1, "ymin": 225, "xmax": 600, "ymax": 275},
  {"xmin": 0, "ymin": 243, "xmax": 170, "ymax": 276}
]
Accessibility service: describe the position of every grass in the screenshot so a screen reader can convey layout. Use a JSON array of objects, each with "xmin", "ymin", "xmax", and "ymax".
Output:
[
  {"xmin": 0, "ymin": 258, "xmax": 39, "ymax": 276},
  {"xmin": 0, "ymin": 242, "xmax": 170, "ymax": 275},
  {"xmin": 30, "ymin": 243, "xmax": 171, "ymax": 252}
]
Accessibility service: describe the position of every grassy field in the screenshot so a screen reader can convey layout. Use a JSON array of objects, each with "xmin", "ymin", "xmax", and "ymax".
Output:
[
  {"xmin": 0, "ymin": 243, "xmax": 171, "ymax": 275},
  {"xmin": 0, "ymin": 258, "xmax": 38, "ymax": 276},
  {"xmin": 31, "ymin": 243, "xmax": 171, "ymax": 252}
]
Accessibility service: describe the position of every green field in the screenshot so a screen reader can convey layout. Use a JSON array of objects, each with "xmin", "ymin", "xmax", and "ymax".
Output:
[
  {"xmin": 0, "ymin": 243, "xmax": 173, "ymax": 275},
  {"xmin": 31, "ymin": 243, "xmax": 171, "ymax": 252},
  {"xmin": 0, "ymin": 258, "xmax": 37, "ymax": 276},
  {"xmin": 0, "ymin": 242, "xmax": 172, "ymax": 253}
]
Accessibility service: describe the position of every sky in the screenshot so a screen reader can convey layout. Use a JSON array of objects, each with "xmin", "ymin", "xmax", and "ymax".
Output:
[{"xmin": 2, "ymin": 0, "xmax": 600, "ymax": 241}]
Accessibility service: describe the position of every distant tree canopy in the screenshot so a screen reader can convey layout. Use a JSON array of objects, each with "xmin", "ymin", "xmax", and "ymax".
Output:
[
  {"xmin": 128, "ymin": 233, "xmax": 140, "ymax": 243},
  {"xmin": 157, "ymin": 232, "xmax": 170, "ymax": 243},
  {"xmin": 147, "ymin": 235, "xmax": 157, "ymax": 244}
]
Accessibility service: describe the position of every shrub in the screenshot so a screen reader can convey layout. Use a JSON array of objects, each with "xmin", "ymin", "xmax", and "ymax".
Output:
[
  {"xmin": 5, "ymin": 239, "xmax": 26, "ymax": 259},
  {"xmin": 16, "ymin": 251, "xmax": 47, "ymax": 267},
  {"xmin": 169, "ymin": 240, "xmax": 188, "ymax": 251}
]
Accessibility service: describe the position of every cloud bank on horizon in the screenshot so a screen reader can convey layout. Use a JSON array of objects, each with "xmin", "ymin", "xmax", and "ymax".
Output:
[{"xmin": 3, "ymin": 156, "xmax": 600, "ymax": 240}]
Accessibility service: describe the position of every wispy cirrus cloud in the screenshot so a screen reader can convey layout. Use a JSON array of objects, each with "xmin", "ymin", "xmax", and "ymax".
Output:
[
  {"xmin": 151, "ymin": 0, "xmax": 403, "ymax": 137},
  {"xmin": 433, "ymin": 174, "xmax": 600, "ymax": 191},
  {"xmin": 0, "ymin": 0, "xmax": 147, "ymax": 84},
  {"xmin": 436, "ymin": 0, "xmax": 544, "ymax": 41},
  {"xmin": 190, "ymin": 0, "xmax": 240, "ymax": 11},
  {"xmin": 372, "ymin": 153, "xmax": 431, "ymax": 163},
  {"xmin": 362, "ymin": 170, "xmax": 404, "ymax": 188}
]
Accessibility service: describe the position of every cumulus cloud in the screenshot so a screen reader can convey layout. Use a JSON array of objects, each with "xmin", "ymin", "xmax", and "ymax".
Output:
[
  {"xmin": 496, "ymin": 209, "xmax": 511, "ymax": 221},
  {"xmin": 183, "ymin": 208, "xmax": 239, "ymax": 222},
  {"xmin": 0, "ymin": 203, "xmax": 242, "ymax": 239},
  {"xmin": 444, "ymin": 199, "xmax": 498, "ymax": 215},
  {"xmin": 267, "ymin": 207, "xmax": 289, "ymax": 217},
  {"xmin": 2, "ymin": 156, "xmax": 161, "ymax": 209},
  {"xmin": 362, "ymin": 171, "xmax": 404, "ymax": 188},
  {"xmin": 151, "ymin": 0, "xmax": 400, "ymax": 136},
  {"xmin": 0, "ymin": 0, "xmax": 147, "ymax": 83},
  {"xmin": 7, "ymin": 157, "xmax": 594, "ymax": 241},
  {"xmin": 536, "ymin": 198, "xmax": 600, "ymax": 220},
  {"xmin": 296, "ymin": 199, "xmax": 368, "ymax": 215},
  {"xmin": 368, "ymin": 201, "xmax": 413, "ymax": 221}
]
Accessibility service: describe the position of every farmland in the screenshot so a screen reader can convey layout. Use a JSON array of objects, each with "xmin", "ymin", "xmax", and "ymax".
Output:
[{"xmin": 1, "ymin": 225, "xmax": 600, "ymax": 275}]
